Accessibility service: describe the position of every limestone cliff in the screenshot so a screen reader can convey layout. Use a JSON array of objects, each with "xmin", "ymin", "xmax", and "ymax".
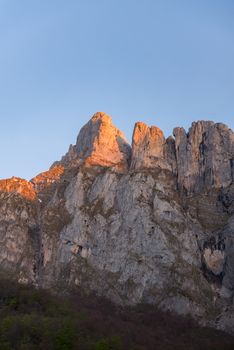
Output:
[{"xmin": 0, "ymin": 112, "xmax": 234, "ymax": 334}]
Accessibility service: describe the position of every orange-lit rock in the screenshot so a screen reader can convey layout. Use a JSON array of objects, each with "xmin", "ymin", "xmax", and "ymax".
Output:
[
  {"xmin": 31, "ymin": 165, "xmax": 64, "ymax": 192},
  {"xmin": 77, "ymin": 112, "xmax": 131, "ymax": 171},
  {"xmin": 62, "ymin": 112, "xmax": 131, "ymax": 172},
  {"xmin": 0, "ymin": 177, "xmax": 36, "ymax": 201}
]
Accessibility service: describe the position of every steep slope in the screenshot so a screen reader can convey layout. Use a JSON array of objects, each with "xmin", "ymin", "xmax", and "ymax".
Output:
[{"xmin": 0, "ymin": 112, "xmax": 233, "ymax": 334}]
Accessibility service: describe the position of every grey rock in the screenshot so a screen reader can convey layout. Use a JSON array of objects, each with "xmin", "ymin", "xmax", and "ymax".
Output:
[{"xmin": 174, "ymin": 121, "xmax": 234, "ymax": 193}]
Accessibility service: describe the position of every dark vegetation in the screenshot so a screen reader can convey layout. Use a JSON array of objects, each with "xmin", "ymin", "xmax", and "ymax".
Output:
[{"xmin": 0, "ymin": 280, "xmax": 233, "ymax": 350}]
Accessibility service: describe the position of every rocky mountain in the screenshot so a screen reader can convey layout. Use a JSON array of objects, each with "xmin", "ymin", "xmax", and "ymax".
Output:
[{"xmin": 0, "ymin": 112, "xmax": 234, "ymax": 334}]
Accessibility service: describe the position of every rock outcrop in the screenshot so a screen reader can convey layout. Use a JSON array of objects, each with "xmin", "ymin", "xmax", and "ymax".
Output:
[{"xmin": 0, "ymin": 112, "xmax": 233, "ymax": 334}]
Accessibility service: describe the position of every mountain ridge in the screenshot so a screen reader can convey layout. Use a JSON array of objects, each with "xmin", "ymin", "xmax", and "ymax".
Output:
[{"xmin": 0, "ymin": 112, "xmax": 234, "ymax": 334}]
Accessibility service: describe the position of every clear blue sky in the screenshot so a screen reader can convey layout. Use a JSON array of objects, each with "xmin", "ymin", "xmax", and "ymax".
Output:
[{"xmin": 0, "ymin": 0, "xmax": 233, "ymax": 179}]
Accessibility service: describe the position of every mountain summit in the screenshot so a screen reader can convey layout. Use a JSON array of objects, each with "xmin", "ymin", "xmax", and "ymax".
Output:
[{"xmin": 60, "ymin": 112, "xmax": 131, "ymax": 172}]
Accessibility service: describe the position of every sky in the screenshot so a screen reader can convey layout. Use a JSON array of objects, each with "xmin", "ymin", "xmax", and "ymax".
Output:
[{"xmin": 0, "ymin": 0, "xmax": 233, "ymax": 179}]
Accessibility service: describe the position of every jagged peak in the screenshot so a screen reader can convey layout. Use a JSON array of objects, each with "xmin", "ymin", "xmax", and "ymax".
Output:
[
  {"xmin": 61, "ymin": 112, "xmax": 131, "ymax": 172},
  {"xmin": 91, "ymin": 111, "xmax": 112, "ymax": 124},
  {"xmin": 0, "ymin": 115, "xmax": 232, "ymax": 205},
  {"xmin": 190, "ymin": 120, "xmax": 214, "ymax": 128},
  {"xmin": 173, "ymin": 120, "xmax": 232, "ymax": 138},
  {"xmin": 58, "ymin": 114, "xmax": 233, "ymax": 175}
]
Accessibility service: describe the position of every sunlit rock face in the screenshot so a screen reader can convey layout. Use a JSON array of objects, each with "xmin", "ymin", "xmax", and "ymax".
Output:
[
  {"xmin": 0, "ymin": 177, "xmax": 36, "ymax": 201},
  {"xmin": 31, "ymin": 165, "xmax": 64, "ymax": 192},
  {"xmin": 61, "ymin": 112, "xmax": 131, "ymax": 172},
  {"xmin": 173, "ymin": 121, "xmax": 234, "ymax": 193},
  {"xmin": 0, "ymin": 112, "xmax": 234, "ymax": 334}
]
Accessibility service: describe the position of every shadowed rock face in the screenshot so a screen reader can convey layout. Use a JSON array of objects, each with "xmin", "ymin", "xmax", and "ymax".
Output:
[
  {"xmin": 0, "ymin": 112, "xmax": 234, "ymax": 334},
  {"xmin": 131, "ymin": 122, "xmax": 173, "ymax": 171},
  {"xmin": 174, "ymin": 121, "xmax": 234, "ymax": 193},
  {"xmin": 131, "ymin": 119, "xmax": 234, "ymax": 194}
]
